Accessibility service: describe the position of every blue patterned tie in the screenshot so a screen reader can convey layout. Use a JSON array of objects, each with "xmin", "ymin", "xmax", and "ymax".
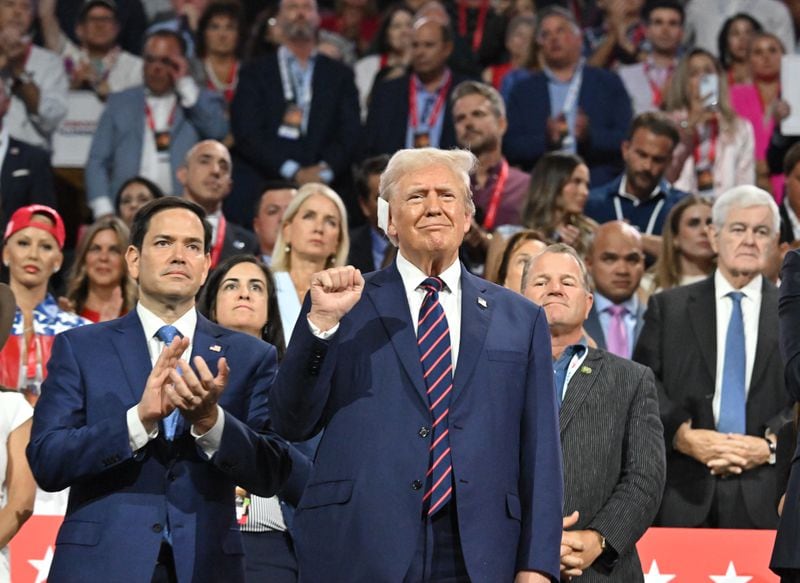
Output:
[
  {"xmin": 417, "ymin": 277, "xmax": 454, "ymax": 516},
  {"xmin": 718, "ymin": 292, "xmax": 746, "ymax": 434},
  {"xmin": 156, "ymin": 325, "xmax": 183, "ymax": 441}
]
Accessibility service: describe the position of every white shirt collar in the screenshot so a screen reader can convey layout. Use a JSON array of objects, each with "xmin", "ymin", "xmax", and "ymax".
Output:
[
  {"xmin": 617, "ymin": 175, "xmax": 664, "ymax": 205},
  {"xmin": 714, "ymin": 269, "xmax": 762, "ymax": 302},
  {"xmin": 136, "ymin": 301, "xmax": 198, "ymax": 344},
  {"xmin": 395, "ymin": 250, "xmax": 461, "ymax": 297},
  {"xmin": 0, "ymin": 124, "xmax": 10, "ymax": 168}
]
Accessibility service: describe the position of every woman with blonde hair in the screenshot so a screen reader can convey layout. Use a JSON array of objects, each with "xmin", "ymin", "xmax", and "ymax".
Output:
[
  {"xmin": 62, "ymin": 217, "xmax": 137, "ymax": 322},
  {"xmin": 271, "ymin": 183, "xmax": 349, "ymax": 341}
]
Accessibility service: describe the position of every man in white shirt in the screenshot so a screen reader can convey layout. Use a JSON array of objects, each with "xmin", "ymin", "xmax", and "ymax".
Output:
[
  {"xmin": 634, "ymin": 184, "xmax": 792, "ymax": 529},
  {"xmin": 0, "ymin": 0, "xmax": 67, "ymax": 150}
]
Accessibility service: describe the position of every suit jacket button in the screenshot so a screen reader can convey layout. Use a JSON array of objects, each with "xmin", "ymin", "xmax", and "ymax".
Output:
[
  {"xmin": 152, "ymin": 523, "xmax": 163, "ymax": 533},
  {"xmin": 418, "ymin": 426, "xmax": 430, "ymax": 438},
  {"xmin": 411, "ymin": 480, "xmax": 423, "ymax": 491}
]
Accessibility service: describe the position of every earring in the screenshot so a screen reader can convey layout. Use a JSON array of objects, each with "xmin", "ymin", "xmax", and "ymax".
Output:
[
  {"xmin": 285, "ymin": 244, "xmax": 291, "ymax": 253},
  {"xmin": 54, "ymin": 265, "xmax": 61, "ymax": 273},
  {"xmin": 328, "ymin": 255, "xmax": 336, "ymax": 267}
]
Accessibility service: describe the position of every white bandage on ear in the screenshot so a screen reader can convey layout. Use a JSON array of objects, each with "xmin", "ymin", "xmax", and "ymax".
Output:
[{"xmin": 377, "ymin": 197, "xmax": 390, "ymax": 235}]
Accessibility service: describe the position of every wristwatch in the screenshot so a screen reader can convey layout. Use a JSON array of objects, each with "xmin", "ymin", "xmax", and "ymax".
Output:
[{"xmin": 765, "ymin": 437, "xmax": 777, "ymax": 465}]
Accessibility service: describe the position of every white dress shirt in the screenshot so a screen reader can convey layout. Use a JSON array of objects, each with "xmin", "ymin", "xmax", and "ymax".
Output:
[
  {"xmin": 712, "ymin": 270, "xmax": 762, "ymax": 425},
  {"xmin": 125, "ymin": 302, "xmax": 224, "ymax": 457}
]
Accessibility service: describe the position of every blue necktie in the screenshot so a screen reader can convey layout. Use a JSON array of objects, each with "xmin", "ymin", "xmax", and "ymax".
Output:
[
  {"xmin": 718, "ymin": 291, "xmax": 746, "ymax": 434},
  {"xmin": 417, "ymin": 277, "xmax": 454, "ymax": 517},
  {"xmin": 155, "ymin": 325, "xmax": 183, "ymax": 441}
]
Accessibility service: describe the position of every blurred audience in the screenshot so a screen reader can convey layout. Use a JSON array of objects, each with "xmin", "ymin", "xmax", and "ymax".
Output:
[
  {"xmin": 193, "ymin": 0, "xmax": 244, "ymax": 111},
  {"xmin": 347, "ymin": 155, "xmax": 393, "ymax": 273},
  {"xmin": 717, "ymin": 13, "xmax": 761, "ymax": 87},
  {"xmin": 482, "ymin": 14, "xmax": 534, "ymax": 92},
  {"xmin": 493, "ymin": 228, "xmax": 547, "ymax": 291},
  {"xmin": 147, "ymin": 0, "xmax": 208, "ymax": 57},
  {"xmin": 782, "ymin": 143, "xmax": 800, "ymax": 245},
  {"xmin": 253, "ymin": 181, "xmax": 298, "ymax": 266},
  {"xmin": 583, "ymin": 0, "xmax": 645, "ymax": 69},
  {"xmin": 320, "ymin": 0, "xmax": 379, "ymax": 57},
  {"xmin": 445, "ymin": 0, "xmax": 506, "ymax": 78},
  {"xmin": 113, "ymin": 176, "xmax": 165, "ymax": 228}
]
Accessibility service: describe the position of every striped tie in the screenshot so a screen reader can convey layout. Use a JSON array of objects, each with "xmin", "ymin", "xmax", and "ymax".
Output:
[{"xmin": 417, "ymin": 277, "xmax": 454, "ymax": 517}]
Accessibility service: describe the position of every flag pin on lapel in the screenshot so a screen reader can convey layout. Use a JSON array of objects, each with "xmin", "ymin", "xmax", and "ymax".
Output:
[
  {"xmin": 477, "ymin": 297, "xmax": 488, "ymax": 309},
  {"xmin": 210, "ymin": 345, "xmax": 222, "ymax": 352},
  {"xmin": 580, "ymin": 366, "xmax": 592, "ymax": 374}
]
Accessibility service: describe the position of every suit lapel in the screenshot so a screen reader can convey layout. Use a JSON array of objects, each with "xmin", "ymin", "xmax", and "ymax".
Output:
[
  {"xmin": 584, "ymin": 305, "xmax": 606, "ymax": 350},
  {"xmin": 452, "ymin": 269, "xmax": 491, "ymax": 404},
  {"xmin": 559, "ymin": 349, "xmax": 603, "ymax": 433},
  {"xmin": 111, "ymin": 311, "xmax": 153, "ymax": 403},
  {"xmin": 365, "ymin": 265, "xmax": 428, "ymax": 404},
  {"xmin": 749, "ymin": 280, "xmax": 778, "ymax": 397},
  {"xmin": 687, "ymin": 278, "xmax": 717, "ymax": 382}
]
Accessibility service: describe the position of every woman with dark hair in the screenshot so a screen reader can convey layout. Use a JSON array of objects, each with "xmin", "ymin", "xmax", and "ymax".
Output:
[
  {"xmin": 646, "ymin": 195, "xmax": 715, "ymax": 294},
  {"xmin": 663, "ymin": 48, "xmax": 755, "ymax": 199},
  {"xmin": 242, "ymin": 5, "xmax": 282, "ymax": 61},
  {"xmin": 520, "ymin": 152, "xmax": 596, "ymax": 257},
  {"xmin": 491, "ymin": 229, "xmax": 548, "ymax": 292},
  {"xmin": 114, "ymin": 176, "xmax": 165, "ymax": 228},
  {"xmin": 354, "ymin": 3, "xmax": 413, "ymax": 118},
  {"xmin": 62, "ymin": 217, "xmax": 137, "ymax": 323},
  {"xmin": 717, "ymin": 13, "xmax": 762, "ymax": 86},
  {"xmin": 483, "ymin": 14, "xmax": 535, "ymax": 92},
  {"xmin": 194, "ymin": 0, "xmax": 245, "ymax": 104}
]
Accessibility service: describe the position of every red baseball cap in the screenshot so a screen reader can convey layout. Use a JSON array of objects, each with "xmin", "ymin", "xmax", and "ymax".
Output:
[{"xmin": 4, "ymin": 205, "xmax": 66, "ymax": 249}]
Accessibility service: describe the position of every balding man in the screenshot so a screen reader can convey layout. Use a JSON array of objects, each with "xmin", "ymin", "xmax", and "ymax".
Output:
[
  {"xmin": 584, "ymin": 221, "xmax": 646, "ymax": 359},
  {"xmin": 178, "ymin": 140, "xmax": 257, "ymax": 269}
]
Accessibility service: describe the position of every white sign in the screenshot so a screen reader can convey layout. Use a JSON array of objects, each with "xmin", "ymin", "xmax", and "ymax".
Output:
[{"xmin": 52, "ymin": 90, "xmax": 104, "ymax": 168}]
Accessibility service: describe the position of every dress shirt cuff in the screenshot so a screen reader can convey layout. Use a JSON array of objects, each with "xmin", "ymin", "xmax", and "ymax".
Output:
[
  {"xmin": 127, "ymin": 406, "xmax": 158, "ymax": 452},
  {"xmin": 89, "ymin": 196, "xmax": 115, "ymax": 219},
  {"xmin": 192, "ymin": 405, "xmax": 225, "ymax": 458},
  {"xmin": 177, "ymin": 76, "xmax": 200, "ymax": 108},
  {"xmin": 280, "ymin": 160, "xmax": 300, "ymax": 180},
  {"xmin": 307, "ymin": 316, "xmax": 339, "ymax": 339}
]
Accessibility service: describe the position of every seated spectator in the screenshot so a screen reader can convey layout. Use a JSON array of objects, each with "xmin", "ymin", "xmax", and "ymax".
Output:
[
  {"xmin": 663, "ymin": 49, "xmax": 755, "ymax": 200},
  {"xmin": 645, "ymin": 195, "xmax": 715, "ymax": 296},
  {"xmin": 730, "ymin": 32, "xmax": 790, "ymax": 199},
  {"xmin": 0, "ymin": 283, "xmax": 36, "ymax": 583},
  {"xmin": 193, "ymin": 0, "xmax": 244, "ymax": 110},
  {"xmin": 0, "ymin": 205, "xmax": 91, "ymax": 404},
  {"xmin": 364, "ymin": 16, "xmax": 467, "ymax": 157},
  {"xmin": 0, "ymin": 81, "xmax": 55, "ymax": 235},
  {"xmin": 85, "ymin": 29, "xmax": 228, "ymax": 218},
  {"xmin": 585, "ymin": 112, "xmax": 687, "ymax": 259},
  {"xmin": 347, "ymin": 155, "xmax": 393, "ymax": 274},
  {"xmin": 271, "ymin": 183, "xmax": 349, "ymax": 342},
  {"xmin": 39, "ymin": 0, "xmax": 143, "ymax": 100},
  {"xmin": 178, "ymin": 140, "xmax": 257, "ymax": 268},
  {"xmin": 617, "ymin": 0, "xmax": 684, "ymax": 115},
  {"xmin": 521, "ymin": 152, "xmax": 596, "ymax": 258},
  {"xmin": 253, "ymin": 181, "xmax": 297, "ymax": 266},
  {"xmin": 493, "ymin": 228, "xmax": 546, "ymax": 291},
  {"xmin": 147, "ymin": 0, "xmax": 208, "ymax": 57},
  {"xmin": 61, "ymin": 216, "xmax": 136, "ymax": 322},
  {"xmin": 504, "ymin": 6, "xmax": 632, "ymax": 187},
  {"xmin": 718, "ymin": 13, "xmax": 761, "ymax": 86},
  {"xmin": 113, "ymin": 176, "xmax": 165, "ymax": 228},
  {"xmin": 320, "ymin": 0, "xmax": 379, "ymax": 57},
  {"xmin": 583, "ymin": 0, "xmax": 645, "ymax": 69},
  {"xmin": 482, "ymin": 15, "xmax": 534, "ymax": 92},
  {"xmin": 353, "ymin": 4, "xmax": 413, "ymax": 119},
  {"xmin": 584, "ymin": 221, "xmax": 646, "ymax": 359},
  {"xmin": 0, "ymin": 0, "xmax": 67, "ymax": 150}
]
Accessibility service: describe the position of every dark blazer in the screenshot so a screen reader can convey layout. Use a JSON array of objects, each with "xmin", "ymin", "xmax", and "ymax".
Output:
[
  {"xmin": 270, "ymin": 263, "xmax": 563, "ymax": 582},
  {"xmin": 363, "ymin": 71, "xmax": 470, "ymax": 158},
  {"xmin": 219, "ymin": 220, "xmax": 258, "ymax": 263},
  {"xmin": 503, "ymin": 66, "xmax": 632, "ymax": 187},
  {"xmin": 561, "ymin": 348, "xmax": 665, "ymax": 582},
  {"xmin": 584, "ymin": 300, "xmax": 646, "ymax": 352},
  {"xmin": 347, "ymin": 224, "xmax": 377, "ymax": 273},
  {"xmin": 231, "ymin": 52, "xmax": 360, "ymax": 182},
  {"xmin": 780, "ymin": 200, "xmax": 797, "ymax": 244},
  {"xmin": 633, "ymin": 275, "xmax": 791, "ymax": 529},
  {"xmin": 27, "ymin": 311, "xmax": 292, "ymax": 583},
  {"xmin": 0, "ymin": 137, "xmax": 55, "ymax": 234}
]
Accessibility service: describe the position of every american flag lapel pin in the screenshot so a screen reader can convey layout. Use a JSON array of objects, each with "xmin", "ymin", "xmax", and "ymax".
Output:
[
  {"xmin": 210, "ymin": 344, "xmax": 222, "ymax": 352},
  {"xmin": 477, "ymin": 297, "xmax": 488, "ymax": 309}
]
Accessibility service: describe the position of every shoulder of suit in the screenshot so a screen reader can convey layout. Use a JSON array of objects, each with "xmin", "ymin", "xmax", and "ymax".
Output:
[{"xmin": 590, "ymin": 347, "xmax": 650, "ymax": 376}]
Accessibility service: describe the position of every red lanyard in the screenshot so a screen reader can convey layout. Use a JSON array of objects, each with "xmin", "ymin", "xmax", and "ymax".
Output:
[
  {"xmin": 25, "ymin": 333, "xmax": 39, "ymax": 381},
  {"xmin": 210, "ymin": 214, "xmax": 227, "ymax": 269},
  {"xmin": 409, "ymin": 72, "xmax": 452, "ymax": 132},
  {"xmin": 482, "ymin": 160, "xmax": 509, "ymax": 231},
  {"xmin": 458, "ymin": 0, "xmax": 489, "ymax": 53},
  {"xmin": 144, "ymin": 100, "xmax": 177, "ymax": 133},
  {"xmin": 205, "ymin": 60, "xmax": 239, "ymax": 103},
  {"xmin": 693, "ymin": 119, "xmax": 718, "ymax": 166},
  {"xmin": 643, "ymin": 61, "xmax": 672, "ymax": 108}
]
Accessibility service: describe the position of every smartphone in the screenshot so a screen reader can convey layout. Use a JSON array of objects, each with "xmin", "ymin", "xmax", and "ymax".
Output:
[{"xmin": 699, "ymin": 74, "xmax": 719, "ymax": 109}]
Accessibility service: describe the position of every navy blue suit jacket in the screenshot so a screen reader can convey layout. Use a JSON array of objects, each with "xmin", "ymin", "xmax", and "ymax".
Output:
[
  {"xmin": 27, "ymin": 311, "xmax": 291, "ymax": 583},
  {"xmin": 504, "ymin": 66, "xmax": 632, "ymax": 187},
  {"xmin": 270, "ymin": 263, "xmax": 563, "ymax": 582},
  {"xmin": 0, "ymin": 137, "xmax": 55, "ymax": 235}
]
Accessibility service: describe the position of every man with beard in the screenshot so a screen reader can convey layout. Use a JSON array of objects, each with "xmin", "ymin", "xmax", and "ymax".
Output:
[
  {"xmin": 585, "ymin": 112, "xmax": 687, "ymax": 258},
  {"xmin": 451, "ymin": 80, "xmax": 529, "ymax": 268},
  {"xmin": 231, "ymin": 0, "xmax": 359, "ymax": 211}
]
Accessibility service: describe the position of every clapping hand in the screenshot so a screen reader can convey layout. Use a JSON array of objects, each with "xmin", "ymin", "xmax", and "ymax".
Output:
[
  {"xmin": 166, "ymin": 356, "xmax": 229, "ymax": 434},
  {"xmin": 137, "ymin": 335, "xmax": 191, "ymax": 431}
]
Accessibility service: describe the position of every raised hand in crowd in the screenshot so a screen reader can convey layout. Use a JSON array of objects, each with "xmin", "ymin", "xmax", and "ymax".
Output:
[{"xmin": 307, "ymin": 265, "xmax": 364, "ymax": 332}]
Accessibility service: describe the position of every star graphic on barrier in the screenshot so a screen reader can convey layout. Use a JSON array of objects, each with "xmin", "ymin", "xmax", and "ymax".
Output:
[
  {"xmin": 709, "ymin": 561, "xmax": 753, "ymax": 583},
  {"xmin": 644, "ymin": 559, "xmax": 676, "ymax": 582},
  {"xmin": 28, "ymin": 545, "xmax": 54, "ymax": 583}
]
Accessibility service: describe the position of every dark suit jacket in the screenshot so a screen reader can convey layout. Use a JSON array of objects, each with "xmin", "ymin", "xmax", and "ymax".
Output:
[
  {"xmin": 231, "ymin": 52, "xmax": 360, "ymax": 183},
  {"xmin": 503, "ymin": 66, "xmax": 632, "ymax": 187},
  {"xmin": 0, "ymin": 137, "xmax": 55, "ymax": 234},
  {"xmin": 218, "ymin": 220, "xmax": 258, "ymax": 265},
  {"xmin": 780, "ymin": 200, "xmax": 796, "ymax": 244},
  {"xmin": 561, "ymin": 348, "xmax": 665, "ymax": 582},
  {"xmin": 27, "ymin": 311, "xmax": 292, "ymax": 583},
  {"xmin": 270, "ymin": 263, "xmax": 563, "ymax": 582},
  {"xmin": 633, "ymin": 275, "xmax": 791, "ymax": 529},
  {"xmin": 363, "ymin": 72, "xmax": 470, "ymax": 158},
  {"xmin": 347, "ymin": 224, "xmax": 376, "ymax": 273},
  {"xmin": 584, "ymin": 300, "xmax": 645, "ymax": 353}
]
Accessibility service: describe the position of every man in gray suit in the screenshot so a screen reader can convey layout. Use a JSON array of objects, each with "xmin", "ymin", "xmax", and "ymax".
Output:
[
  {"xmin": 584, "ymin": 221, "xmax": 646, "ymax": 359},
  {"xmin": 523, "ymin": 243, "xmax": 665, "ymax": 582}
]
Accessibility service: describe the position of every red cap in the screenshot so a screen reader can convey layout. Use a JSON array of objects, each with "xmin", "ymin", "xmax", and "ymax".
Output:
[{"xmin": 4, "ymin": 205, "xmax": 66, "ymax": 249}]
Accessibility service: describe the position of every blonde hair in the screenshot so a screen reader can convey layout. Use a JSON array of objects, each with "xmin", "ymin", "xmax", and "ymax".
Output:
[{"xmin": 271, "ymin": 183, "xmax": 350, "ymax": 271}]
